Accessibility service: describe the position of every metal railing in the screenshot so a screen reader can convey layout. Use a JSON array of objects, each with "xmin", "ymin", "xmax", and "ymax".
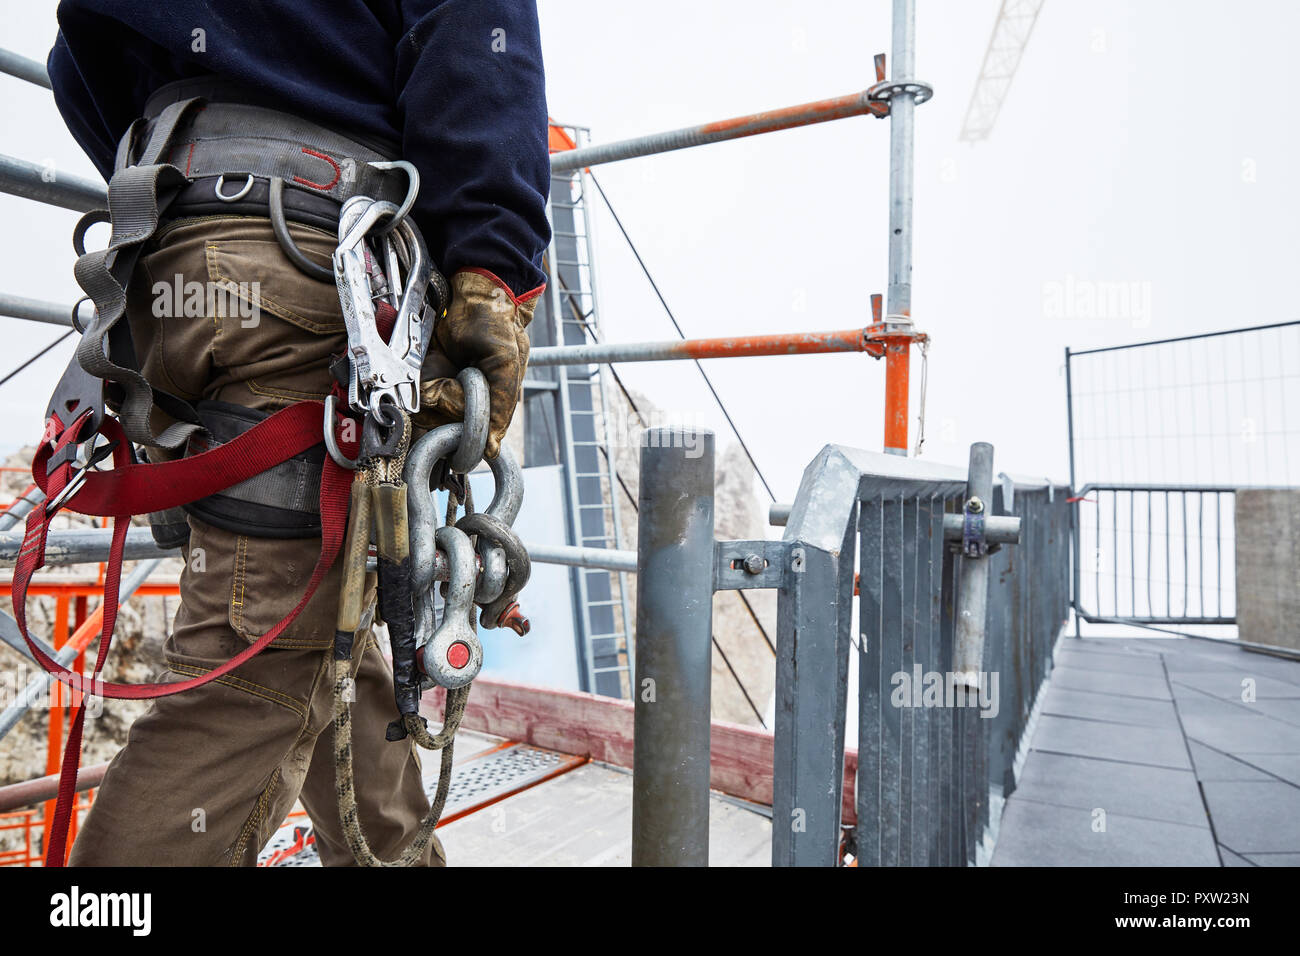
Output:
[
  {"xmin": 632, "ymin": 430, "xmax": 1070, "ymax": 866},
  {"xmin": 1073, "ymin": 484, "xmax": 1236, "ymax": 626}
]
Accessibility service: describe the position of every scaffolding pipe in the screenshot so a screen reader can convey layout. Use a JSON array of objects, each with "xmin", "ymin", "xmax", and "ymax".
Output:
[
  {"xmin": 770, "ymin": 500, "xmax": 1022, "ymax": 545},
  {"xmin": 632, "ymin": 427, "xmax": 715, "ymax": 867},
  {"xmin": 0, "ymin": 528, "xmax": 174, "ymax": 568},
  {"xmin": 884, "ymin": 0, "xmax": 919, "ymax": 456},
  {"xmin": 550, "ymin": 89, "xmax": 887, "ymax": 173},
  {"xmin": 953, "ymin": 442, "xmax": 995, "ymax": 687},
  {"xmin": 525, "ymin": 542, "xmax": 637, "ymax": 573},
  {"xmin": 0, "ymin": 292, "xmax": 74, "ymax": 327},
  {"xmin": 531, "ymin": 327, "xmax": 877, "ymax": 367},
  {"xmin": 0, "ymin": 522, "xmax": 636, "ymax": 576},
  {"xmin": 0, "ymin": 557, "xmax": 162, "ymax": 742},
  {"xmin": 0, "ymin": 488, "xmax": 44, "ymax": 532},
  {"xmin": 0, "ymin": 761, "xmax": 107, "ymax": 814},
  {"xmin": 1, "ymin": 297, "xmax": 888, "ymax": 371},
  {"xmin": 0, "ymin": 153, "xmax": 106, "ymax": 212},
  {"xmin": 0, "ymin": 48, "xmax": 51, "ymax": 89}
]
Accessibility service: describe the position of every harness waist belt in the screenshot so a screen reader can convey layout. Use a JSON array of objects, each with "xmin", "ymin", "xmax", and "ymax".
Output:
[
  {"xmin": 181, "ymin": 401, "xmax": 325, "ymax": 539},
  {"xmin": 122, "ymin": 100, "xmax": 406, "ymax": 213}
]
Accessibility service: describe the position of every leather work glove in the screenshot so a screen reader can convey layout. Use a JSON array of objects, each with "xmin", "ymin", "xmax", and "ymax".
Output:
[{"xmin": 412, "ymin": 269, "xmax": 537, "ymax": 459}]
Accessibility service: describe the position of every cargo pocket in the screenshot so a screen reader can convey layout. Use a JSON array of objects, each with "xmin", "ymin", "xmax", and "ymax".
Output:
[
  {"xmin": 228, "ymin": 531, "xmax": 341, "ymax": 651},
  {"xmin": 202, "ymin": 220, "xmax": 347, "ymax": 403}
]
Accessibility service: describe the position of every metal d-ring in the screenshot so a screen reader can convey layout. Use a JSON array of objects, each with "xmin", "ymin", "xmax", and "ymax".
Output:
[
  {"xmin": 71, "ymin": 209, "xmax": 110, "ymax": 258},
  {"xmin": 214, "ymin": 173, "xmax": 255, "ymax": 202},
  {"xmin": 323, "ymin": 394, "xmax": 359, "ymax": 470},
  {"xmin": 367, "ymin": 160, "xmax": 419, "ymax": 236},
  {"xmin": 69, "ymin": 296, "xmax": 94, "ymax": 334},
  {"xmin": 269, "ymin": 177, "xmax": 335, "ymax": 282}
]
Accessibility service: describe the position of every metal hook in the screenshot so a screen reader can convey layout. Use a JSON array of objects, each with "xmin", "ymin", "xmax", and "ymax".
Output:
[
  {"xmin": 269, "ymin": 177, "xmax": 335, "ymax": 282},
  {"xmin": 367, "ymin": 160, "xmax": 420, "ymax": 236},
  {"xmin": 323, "ymin": 394, "xmax": 359, "ymax": 470}
]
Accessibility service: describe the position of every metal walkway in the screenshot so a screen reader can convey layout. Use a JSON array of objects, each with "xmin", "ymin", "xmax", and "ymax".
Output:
[
  {"xmin": 258, "ymin": 729, "xmax": 772, "ymax": 867},
  {"xmin": 991, "ymin": 636, "xmax": 1300, "ymax": 867}
]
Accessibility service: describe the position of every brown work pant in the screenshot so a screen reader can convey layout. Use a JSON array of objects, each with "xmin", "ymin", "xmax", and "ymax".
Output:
[{"xmin": 68, "ymin": 217, "xmax": 442, "ymax": 866}]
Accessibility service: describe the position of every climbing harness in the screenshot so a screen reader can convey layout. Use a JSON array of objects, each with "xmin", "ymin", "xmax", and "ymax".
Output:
[{"xmin": 12, "ymin": 78, "xmax": 527, "ymax": 866}]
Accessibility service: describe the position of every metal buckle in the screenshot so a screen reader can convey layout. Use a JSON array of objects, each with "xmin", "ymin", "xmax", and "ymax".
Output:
[{"xmin": 45, "ymin": 439, "xmax": 118, "ymax": 514}]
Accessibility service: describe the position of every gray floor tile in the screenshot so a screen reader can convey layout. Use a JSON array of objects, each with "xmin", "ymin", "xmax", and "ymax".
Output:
[
  {"xmin": 1200, "ymin": 781, "xmax": 1300, "ymax": 854},
  {"xmin": 990, "ymin": 796, "xmax": 1218, "ymax": 866},
  {"xmin": 1187, "ymin": 741, "xmax": 1271, "ymax": 782},
  {"xmin": 1048, "ymin": 665, "xmax": 1172, "ymax": 701},
  {"xmin": 1040, "ymin": 684, "xmax": 1179, "ymax": 728},
  {"xmin": 1243, "ymin": 853, "xmax": 1300, "ymax": 866},
  {"xmin": 1032, "ymin": 714, "xmax": 1191, "ymax": 770},
  {"xmin": 1173, "ymin": 698, "xmax": 1300, "ymax": 755},
  {"xmin": 1237, "ymin": 753, "xmax": 1300, "ymax": 786},
  {"xmin": 1012, "ymin": 751, "xmax": 1208, "ymax": 827},
  {"xmin": 1171, "ymin": 672, "xmax": 1300, "ymax": 701},
  {"xmin": 1054, "ymin": 649, "xmax": 1169, "ymax": 678},
  {"xmin": 1166, "ymin": 651, "xmax": 1300, "ymax": 686},
  {"xmin": 1219, "ymin": 846, "xmax": 1255, "ymax": 866},
  {"xmin": 1250, "ymin": 698, "xmax": 1300, "ymax": 728}
]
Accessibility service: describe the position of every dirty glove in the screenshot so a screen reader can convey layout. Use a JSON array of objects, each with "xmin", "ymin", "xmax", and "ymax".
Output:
[{"xmin": 412, "ymin": 270, "xmax": 537, "ymax": 459}]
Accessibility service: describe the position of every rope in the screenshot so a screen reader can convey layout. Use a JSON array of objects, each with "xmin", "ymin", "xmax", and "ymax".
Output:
[{"xmin": 333, "ymin": 658, "xmax": 469, "ymax": 867}]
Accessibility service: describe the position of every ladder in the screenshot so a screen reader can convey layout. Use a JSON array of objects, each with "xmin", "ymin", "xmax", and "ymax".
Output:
[{"xmin": 543, "ymin": 126, "xmax": 635, "ymax": 698}]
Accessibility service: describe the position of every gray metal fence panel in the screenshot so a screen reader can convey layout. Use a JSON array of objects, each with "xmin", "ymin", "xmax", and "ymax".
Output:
[{"xmin": 776, "ymin": 445, "xmax": 1069, "ymax": 866}]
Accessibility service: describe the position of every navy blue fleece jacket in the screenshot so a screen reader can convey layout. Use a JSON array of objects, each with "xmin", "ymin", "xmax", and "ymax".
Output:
[{"xmin": 47, "ymin": 0, "xmax": 551, "ymax": 298}]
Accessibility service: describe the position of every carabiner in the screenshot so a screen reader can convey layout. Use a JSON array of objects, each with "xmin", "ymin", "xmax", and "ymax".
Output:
[
  {"xmin": 323, "ymin": 394, "xmax": 360, "ymax": 470},
  {"xmin": 367, "ymin": 160, "xmax": 420, "ymax": 236}
]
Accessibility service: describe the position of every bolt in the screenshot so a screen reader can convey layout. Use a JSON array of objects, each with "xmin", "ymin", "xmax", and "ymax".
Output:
[
  {"xmin": 742, "ymin": 553, "xmax": 766, "ymax": 575},
  {"xmin": 496, "ymin": 601, "xmax": 531, "ymax": 636},
  {"xmin": 447, "ymin": 641, "xmax": 471, "ymax": 670}
]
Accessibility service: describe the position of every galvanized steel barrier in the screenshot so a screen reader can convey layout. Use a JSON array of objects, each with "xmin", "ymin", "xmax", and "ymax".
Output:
[
  {"xmin": 634, "ymin": 430, "xmax": 1070, "ymax": 866},
  {"xmin": 1073, "ymin": 484, "xmax": 1237, "ymax": 627}
]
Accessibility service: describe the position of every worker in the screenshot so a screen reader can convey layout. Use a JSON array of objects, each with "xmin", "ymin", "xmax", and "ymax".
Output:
[{"xmin": 43, "ymin": 0, "xmax": 551, "ymax": 865}]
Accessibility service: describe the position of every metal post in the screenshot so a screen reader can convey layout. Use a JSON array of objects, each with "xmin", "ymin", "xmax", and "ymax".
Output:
[
  {"xmin": 884, "ymin": 0, "xmax": 918, "ymax": 456},
  {"xmin": 1065, "ymin": 346, "xmax": 1081, "ymax": 637},
  {"xmin": 632, "ymin": 426, "xmax": 715, "ymax": 866},
  {"xmin": 953, "ymin": 442, "xmax": 994, "ymax": 685}
]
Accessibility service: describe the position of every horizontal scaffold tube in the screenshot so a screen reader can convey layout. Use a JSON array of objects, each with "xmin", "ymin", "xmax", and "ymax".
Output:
[
  {"xmin": 0, "ymin": 47, "xmax": 51, "ymax": 89},
  {"xmin": 0, "ymin": 153, "xmax": 106, "ymax": 213},
  {"xmin": 550, "ymin": 88, "xmax": 887, "ymax": 173},
  {"xmin": 0, "ymin": 292, "xmax": 75, "ymax": 327},
  {"xmin": 530, "ymin": 327, "xmax": 875, "ymax": 367},
  {"xmin": 0, "ymin": 526, "xmax": 638, "ymax": 574}
]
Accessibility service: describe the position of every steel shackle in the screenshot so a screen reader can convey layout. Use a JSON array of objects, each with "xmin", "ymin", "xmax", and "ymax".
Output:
[{"xmin": 419, "ymin": 525, "xmax": 483, "ymax": 689}]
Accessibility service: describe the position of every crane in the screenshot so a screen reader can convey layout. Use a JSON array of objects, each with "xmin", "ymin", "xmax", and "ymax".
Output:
[{"xmin": 959, "ymin": 0, "xmax": 1045, "ymax": 142}]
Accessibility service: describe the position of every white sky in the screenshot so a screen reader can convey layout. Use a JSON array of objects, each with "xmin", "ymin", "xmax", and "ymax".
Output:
[{"xmin": 2, "ymin": 0, "xmax": 1297, "ymax": 502}]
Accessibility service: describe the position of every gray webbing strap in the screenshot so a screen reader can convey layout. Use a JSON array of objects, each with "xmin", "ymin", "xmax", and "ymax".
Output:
[
  {"xmin": 153, "ymin": 102, "xmax": 403, "ymax": 204},
  {"xmin": 72, "ymin": 97, "xmax": 208, "ymax": 450}
]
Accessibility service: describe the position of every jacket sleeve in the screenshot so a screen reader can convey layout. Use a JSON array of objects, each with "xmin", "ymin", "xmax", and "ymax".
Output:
[{"xmin": 395, "ymin": 0, "xmax": 551, "ymax": 300}]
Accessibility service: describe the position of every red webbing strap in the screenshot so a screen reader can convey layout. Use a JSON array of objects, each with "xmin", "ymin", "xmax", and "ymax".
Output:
[{"xmin": 13, "ymin": 400, "xmax": 355, "ymax": 865}]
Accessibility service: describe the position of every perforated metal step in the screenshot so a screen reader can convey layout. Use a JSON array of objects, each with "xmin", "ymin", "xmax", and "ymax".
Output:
[{"xmin": 258, "ymin": 740, "xmax": 583, "ymax": 867}]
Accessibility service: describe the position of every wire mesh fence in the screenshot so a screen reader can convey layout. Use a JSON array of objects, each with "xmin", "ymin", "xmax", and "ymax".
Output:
[
  {"xmin": 1065, "ymin": 321, "xmax": 1300, "ymax": 631},
  {"xmin": 1066, "ymin": 321, "xmax": 1300, "ymax": 489}
]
